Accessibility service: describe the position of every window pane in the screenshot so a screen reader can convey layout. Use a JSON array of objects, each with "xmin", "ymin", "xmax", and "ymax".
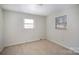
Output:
[
  {"xmin": 24, "ymin": 25, "xmax": 33, "ymax": 28},
  {"xmin": 24, "ymin": 19, "xmax": 34, "ymax": 23},
  {"xmin": 24, "ymin": 23, "xmax": 33, "ymax": 25},
  {"xmin": 24, "ymin": 19, "xmax": 34, "ymax": 29}
]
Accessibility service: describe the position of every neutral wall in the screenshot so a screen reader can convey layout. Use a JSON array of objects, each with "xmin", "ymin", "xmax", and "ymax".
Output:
[
  {"xmin": 46, "ymin": 5, "xmax": 79, "ymax": 52},
  {"xmin": 3, "ymin": 10, "xmax": 46, "ymax": 46},
  {"xmin": 3, "ymin": 5, "xmax": 79, "ymax": 53},
  {"xmin": 0, "ymin": 8, "xmax": 4, "ymax": 52}
]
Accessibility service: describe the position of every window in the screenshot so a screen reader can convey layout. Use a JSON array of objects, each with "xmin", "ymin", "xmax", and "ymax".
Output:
[
  {"xmin": 24, "ymin": 19, "xmax": 34, "ymax": 29},
  {"xmin": 55, "ymin": 15, "xmax": 67, "ymax": 29}
]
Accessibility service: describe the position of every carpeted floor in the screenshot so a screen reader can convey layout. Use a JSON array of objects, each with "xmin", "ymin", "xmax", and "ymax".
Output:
[{"xmin": 1, "ymin": 39, "xmax": 76, "ymax": 55}]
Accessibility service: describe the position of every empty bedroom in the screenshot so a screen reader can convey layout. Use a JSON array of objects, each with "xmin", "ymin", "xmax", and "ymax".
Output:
[{"xmin": 0, "ymin": 4, "xmax": 79, "ymax": 55}]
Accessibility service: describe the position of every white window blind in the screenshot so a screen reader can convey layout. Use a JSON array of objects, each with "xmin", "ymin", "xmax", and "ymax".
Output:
[{"xmin": 24, "ymin": 19, "xmax": 34, "ymax": 29}]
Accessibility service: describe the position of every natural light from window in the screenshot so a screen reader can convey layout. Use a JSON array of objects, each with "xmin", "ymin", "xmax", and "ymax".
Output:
[{"xmin": 24, "ymin": 19, "xmax": 34, "ymax": 29}]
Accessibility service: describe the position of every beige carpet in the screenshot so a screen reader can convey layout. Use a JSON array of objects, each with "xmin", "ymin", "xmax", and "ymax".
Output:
[{"xmin": 1, "ymin": 39, "xmax": 76, "ymax": 55}]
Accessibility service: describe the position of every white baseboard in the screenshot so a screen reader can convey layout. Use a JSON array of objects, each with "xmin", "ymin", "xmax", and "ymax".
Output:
[
  {"xmin": 71, "ymin": 48, "xmax": 79, "ymax": 53},
  {"xmin": 48, "ymin": 39, "xmax": 79, "ymax": 53},
  {"xmin": 4, "ymin": 39, "xmax": 41, "ymax": 47}
]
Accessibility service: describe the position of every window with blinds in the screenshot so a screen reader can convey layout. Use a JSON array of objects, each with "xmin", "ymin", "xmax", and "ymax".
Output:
[{"xmin": 24, "ymin": 19, "xmax": 34, "ymax": 29}]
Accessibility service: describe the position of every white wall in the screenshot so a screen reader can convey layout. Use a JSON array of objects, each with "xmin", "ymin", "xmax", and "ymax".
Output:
[
  {"xmin": 3, "ymin": 10, "xmax": 46, "ymax": 46},
  {"xmin": 0, "ymin": 8, "xmax": 4, "ymax": 52},
  {"xmin": 3, "ymin": 5, "xmax": 79, "ymax": 53},
  {"xmin": 46, "ymin": 5, "xmax": 79, "ymax": 52}
]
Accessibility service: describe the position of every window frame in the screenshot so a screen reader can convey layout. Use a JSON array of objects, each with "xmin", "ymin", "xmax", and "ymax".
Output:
[{"xmin": 24, "ymin": 19, "xmax": 34, "ymax": 29}]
